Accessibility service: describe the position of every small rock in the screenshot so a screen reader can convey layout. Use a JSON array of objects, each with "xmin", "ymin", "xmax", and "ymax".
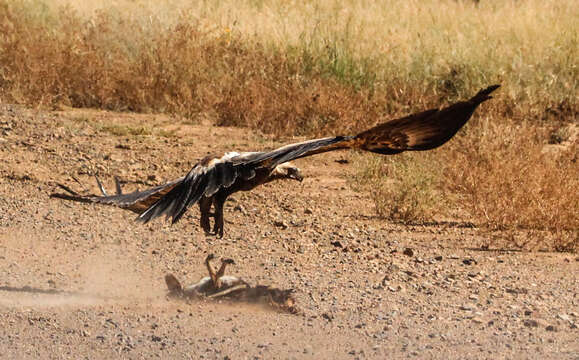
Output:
[
  {"xmin": 523, "ymin": 319, "xmax": 539, "ymax": 328},
  {"xmin": 434, "ymin": 255, "xmax": 443, "ymax": 261},
  {"xmin": 462, "ymin": 258, "xmax": 476, "ymax": 265},
  {"xmin": 304, "ymin": 208, "xmax": 313, "ymax": 215},
  {"xmin": 472, "ymin": 317, "xmax": 484, "ymax": 324},
  {"xmin": 545, "ymin": 325, "xmax": 557, "ymax": 332},
  {"xmin": 403, "ymin": 248, "xmax": 414, "ymax": 257},
  {"xmin": 506, "ymin": 287, "xmax": 528, "ymax": 295},
  {"xmin": 524, "ymin": 310, "xmax": 533, "ymax": 316},
  {"xmin": 557, "ymin": 314, "xmax": 571, "ymax": 322},
  {"xmin": 273, "ymin": 220, "xmax": 288, "ymax": 229},
  {"xmin": 321, "ymin": 313, "xmax": 333, "ymax": 321}
]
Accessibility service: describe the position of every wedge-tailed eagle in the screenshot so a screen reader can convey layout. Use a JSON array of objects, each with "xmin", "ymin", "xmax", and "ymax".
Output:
[{"xmin": 52, "ymin": 85, "xmax": 500, "ymax": 237}]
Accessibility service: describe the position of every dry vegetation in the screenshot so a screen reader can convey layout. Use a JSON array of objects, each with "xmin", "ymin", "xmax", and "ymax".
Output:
[{"xmin": 0, "ymin": 0, "xmax": 577, "ymax": 250}]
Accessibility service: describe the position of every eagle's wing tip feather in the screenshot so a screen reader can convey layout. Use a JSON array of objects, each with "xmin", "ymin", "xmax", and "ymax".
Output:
[{"xmin": 473, "ymin": 84, "xmax": 501, "ymax": 102}]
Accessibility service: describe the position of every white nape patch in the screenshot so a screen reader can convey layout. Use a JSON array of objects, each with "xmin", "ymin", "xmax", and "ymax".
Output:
[
  {"xmin": 207, "ymin": 152, "xmax": 240, "ymax": 168},
  {"xmin": 204, "ymin": 151, "xmax": 262, "ymax": 169},
  {"xmin": 223, "ymin": 152, "xmax": 240, "ymax": 160},
  {"xmin": 230, "ymin": 151, "xmax": 260, "ymax": 161}
]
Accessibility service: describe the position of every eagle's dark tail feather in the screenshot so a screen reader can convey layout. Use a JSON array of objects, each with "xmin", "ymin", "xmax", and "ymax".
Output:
[
  {"xmin": 352, "ymin": 84, "xmax": 500, "ymax": 155},
  {"xmin": 50, "ymin": 179, "xmax": 110, "ymax": 204},
  {"xmin": 50, "ymin": 176, "xmax": 182, "ymax": 214}
]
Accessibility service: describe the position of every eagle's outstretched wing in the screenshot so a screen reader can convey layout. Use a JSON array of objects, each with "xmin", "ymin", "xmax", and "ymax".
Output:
[{"xmin": 237, "ymin": 84, "xmax": 501, "ymax": 167}]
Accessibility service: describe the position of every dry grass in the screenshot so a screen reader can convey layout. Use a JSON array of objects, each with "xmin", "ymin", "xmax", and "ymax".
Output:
[
  {"xmin": 350, "ymin": 152, "xmax": 447, "ymax": 223},
  {"xmin": 352, "ymin": 120, "xmax": 578, "ymax": 251},
  {"xmin": 0, "ymin": 0, "xmax": 577, "ymax": 250},
  {"xmin": 2, "ymin": 0, "xmax": 576, "ymax": 127},
  {"xmin": 443, "ymin": 120, "xmax": 578, "ymax": 251}
]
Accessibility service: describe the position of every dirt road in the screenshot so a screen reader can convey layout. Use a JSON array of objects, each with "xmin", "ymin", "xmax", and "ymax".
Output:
[{"xmin": 0, "ymin": 105, "xmax": 577, "ymax": 359}]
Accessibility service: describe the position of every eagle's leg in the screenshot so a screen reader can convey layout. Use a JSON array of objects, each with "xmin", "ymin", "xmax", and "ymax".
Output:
[
  {"xmin": 212, "ymin": 193, "xmax": 227, "ymax": 238},
  {"xmin": 199, "ymin": 197, "xmax": 213, "ymax": 234},
  {"xmin": 214, "ymin": 258, "xmax": 235, "ymax": 289}
]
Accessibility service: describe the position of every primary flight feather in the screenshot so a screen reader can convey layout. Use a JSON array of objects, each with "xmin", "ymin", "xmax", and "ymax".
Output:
[{"xmin": 52, "ymin": 85, "xmax": 500, "ymax": 237}]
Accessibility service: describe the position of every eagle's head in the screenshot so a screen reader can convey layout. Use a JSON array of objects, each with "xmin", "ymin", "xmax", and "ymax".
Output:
[{"xmin": 272, "ymin": 162, "xmax": 303, "ymax": 182}]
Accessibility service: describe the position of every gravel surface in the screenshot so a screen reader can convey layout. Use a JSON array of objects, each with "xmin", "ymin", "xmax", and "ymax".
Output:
[{"xmin": 0, "ymin": 105, "xmax": 577, "ymax": 359}]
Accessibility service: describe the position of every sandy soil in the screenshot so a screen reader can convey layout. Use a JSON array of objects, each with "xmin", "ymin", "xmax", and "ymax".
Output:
[{"xmin": 0, "ymin": 104, "xmax": 577, "ymax": 359}]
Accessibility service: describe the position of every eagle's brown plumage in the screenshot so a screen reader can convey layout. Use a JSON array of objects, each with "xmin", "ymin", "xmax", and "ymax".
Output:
[{"xmin": 52, "ymin": 85, "xmax": 500, "ymax": 237}]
